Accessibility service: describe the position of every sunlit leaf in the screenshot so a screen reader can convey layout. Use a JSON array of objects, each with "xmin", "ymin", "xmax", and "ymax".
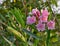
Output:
[{"xmin": 6, "ymin": 26, "xmax": 26, "ymax": 42}]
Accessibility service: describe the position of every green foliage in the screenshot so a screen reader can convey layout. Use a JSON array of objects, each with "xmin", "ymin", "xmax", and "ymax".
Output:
[
  {"xmin": 0, "ymin": 0, "xmax": 60, "ymax": 46},
  {"xmin": 11, "ymin": 8, "xmax": 25, "ymax": 28}
]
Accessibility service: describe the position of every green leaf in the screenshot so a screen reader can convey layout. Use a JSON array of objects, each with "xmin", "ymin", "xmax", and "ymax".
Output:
[
  {"xmin": 51, "ymin": 0, "xmax": 57, "ymax": 6},
  {"xmin": 51, "ymin": 37, "xmax": 58, "ymax": 43},
  {"xmin": 6, "ymin": 26, "xmax": 26, "ymax": 42},
  {"xmin": 11, "ymin": 8, "xmax": 25, "ymax": 28},
  {"xmin": 22, "ymin": 29, "xmax": 40, "ymax": 40},
  {"xmin": 33, "ymin": 39, "xmax": 39, "ymax": 46},
  {"xmin": 0, "ymin": 14, "xmax": 6, "ymax": 22},
  {"xmin": 2, "ymin": 36, "xmax": 16, "ymax": 46}
]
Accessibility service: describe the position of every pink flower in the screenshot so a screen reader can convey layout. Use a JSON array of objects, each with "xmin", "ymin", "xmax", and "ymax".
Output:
[
  {"xmin": 42, "ymin": 9, "xmax": 49, "ymax": 17},
  {"xmin": 39, "ymin": 16, "xmax": 48, "ymax": 22},
  {"xmin": 36, "ymin": 23, "xmax": 45, "ymax": 31},
  {"xmin": 32, "ymin": 8, "xmax": 40, "ymax": 17},
  {"xmin": 26, "ymin": 16, "xmax": 36, "ymax": 24},
  {"xmin": 47, "ymin": 20, "xmax": 55, "ymax": 30},
  {"xmin": 38, "ymin": 19, "xmax": 42, "ymax": 23}
]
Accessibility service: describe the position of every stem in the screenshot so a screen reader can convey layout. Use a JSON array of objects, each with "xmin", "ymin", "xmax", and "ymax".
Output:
[{"xmin": 46, "ymin": 30, "xmax": 50, "ymax": 46}]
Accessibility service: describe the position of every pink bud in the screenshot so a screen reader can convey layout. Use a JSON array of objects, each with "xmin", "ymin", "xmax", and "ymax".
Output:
[
  {"xmin": 36, "ymin": 23, "xmax": 45, "ymax": 31},
  {"xmin": 42, "ymin": 9, "xmax": 49, "ymax": 17},
  {"xmin": 39, "ymin": 16, "xmax": 48, "ymax": 22},
  {"xmin": 47, "ymin": 20, "xmax": 55, "ymax": 30},
  {"xmin": 26, "ymin": 16, "xmax": 36, "ymax": 24},
  {"xmin": 32, "ymin": 8, "xmax": 40, "ymax": 17}
]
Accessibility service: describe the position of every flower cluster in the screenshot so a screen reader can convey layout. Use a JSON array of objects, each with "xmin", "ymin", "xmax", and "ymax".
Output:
[{"xmin": 26, "ymin": 8, "xmax": 55, "ymax": 31}]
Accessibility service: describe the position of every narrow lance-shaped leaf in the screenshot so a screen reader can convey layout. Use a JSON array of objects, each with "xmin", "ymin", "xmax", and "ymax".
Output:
[
  {"xmin": 11, "ymin": 8, "xmax": 25, "ymax": 28},
  {"xmin": 6, "ymin": 26, "xmax": 26, "ymax": 42},
  {"xmin": 22, "ymin": 29, "xmax": 40, "ymax": 40},
  {"xmin": 0, "ymin": 14, "xmax": 6, "ymax": 22},
  {"xmin": 2, "ymin": 36, "xmax": 16, "ymax": 46}
]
